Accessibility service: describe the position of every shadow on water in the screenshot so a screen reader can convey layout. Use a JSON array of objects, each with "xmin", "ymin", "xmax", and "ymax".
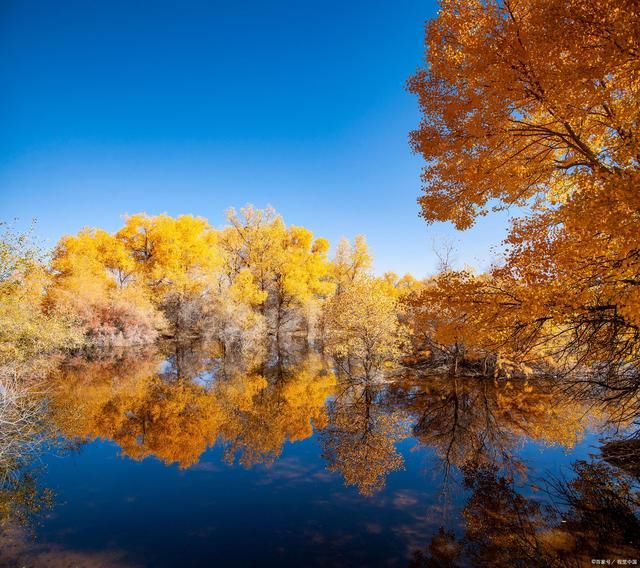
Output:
[{"xmin": 1, "ymin": 340, "xmax": 639, "ymax": 566}]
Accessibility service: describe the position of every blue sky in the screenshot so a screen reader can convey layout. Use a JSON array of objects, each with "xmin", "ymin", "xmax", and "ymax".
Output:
[{"xmin": 0, "ymin": 0, "xmax": 512, "ymax": 277}]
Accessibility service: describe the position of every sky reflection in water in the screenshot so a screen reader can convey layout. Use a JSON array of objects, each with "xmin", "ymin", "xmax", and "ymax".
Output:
[{"xmin": 1, "ymin": 341, "xmax": 638, "ymax": 567}]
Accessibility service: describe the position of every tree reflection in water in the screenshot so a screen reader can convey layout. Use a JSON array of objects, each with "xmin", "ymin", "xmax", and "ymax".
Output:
[
  {"xmin": 320, "ymin": 369, "xmax": 410, "ymax": 496},
  {"xmin": 0, "ymin": 362, "xmax": 58, "ymax": 529},
  {"xmin": 1, "ymin": 340, "xmax": 639, "ymax": 564},
  {"xmin": 410, "ymin": 461, "xmax": 640, "ymax": 567},
  {"xmin": 388, "ymin": 372, "xmax": 595, "ymax": 481},
  {"xmin": 49, "ymin": 341, "xmax": 336, "ymax": 469},
  {"xmin": 399, "ymin": 370, "xmax": 640, "ymax": 567}
]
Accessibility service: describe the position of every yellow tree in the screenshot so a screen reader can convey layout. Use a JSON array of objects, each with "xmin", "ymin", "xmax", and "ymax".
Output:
[
  {"xmin": 380, "ymin": 272, "xmax": 423, "ymax": 300},
  {"xmin": 51, "ymin": 228, "xmax": 132, "ymax": 311},
  {"xmin": 117, "ymin": 214, "xmax": 219, "ymax": 292},
  {"xmin": 220, "ymin": 206, "xmax": 284, "ymax": 298},
  {"xmin": 50, "ymin": 227, "xmax": 161, "ymax": 346},
  {"xmin": 48, "ymin": 208, "xmax": 338, "ymax": 347},
  {"xmin": 0, "ymin": 223, "xmax": 81, "ymax": 364},
  {"xmin": 323, "ymin": 277, "xmax": 407, "ymax": 376},
  {"xmin": 408, "ymin": 0, "xmax": 640, "ymax": 375},
  {"xmin": 116, "ymin": 214, "xmax": 220, "ymax": 335},
  {"xmin": 269, "ymin": 226, "xmax": 334, "ymax": 340},
  {"xmin": 407, "ymin": 271, "xmax": 528, "ymax": 374},
  {"xmin": 210, "ymin": 267, "xmax": 268, "ymax": 356},
  {"xmin": 332, "ymin": 235, "xmax": 372, "ymax": 291},
  {"xmin": 221, "ymin": 206, "xmax": 334, "ymax": 340}
]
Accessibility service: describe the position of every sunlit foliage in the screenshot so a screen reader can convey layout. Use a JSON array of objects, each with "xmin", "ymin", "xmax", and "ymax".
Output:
[
  {"xmin": 324, "ymin": 277, "xmax": 408, "ymax": 375},
  {"xmin": 0, "ymin": 223, "xmax": 81, "ymax": 363},
  {"xmin": 332, "ymin": 235, "xmax": 372, "ymax": 291},
  {"xmin": 42, "ymin": 207, "xmax": 359, "ymax": 351},
  {"xmin": 408, "ymin": 0, "xmax": 640, "ymax": 382},
  {"xmin": 220, "ymin": 206, "xmax": 334, "ymax": 340}
]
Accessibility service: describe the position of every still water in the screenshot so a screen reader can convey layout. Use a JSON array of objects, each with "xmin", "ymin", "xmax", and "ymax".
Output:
[{"xmin": 2, "ymin": 341, "xmax": 638, "ymax": 567}]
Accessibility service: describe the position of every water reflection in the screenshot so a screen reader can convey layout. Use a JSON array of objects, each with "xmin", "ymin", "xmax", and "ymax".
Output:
[
  {"xmin": 0, "ymin": 365, "xmax": 56, "ymax": 529},
  {"xmin": 320, "ymin": 372, "xmax": 409, "ymax": 495},
  {"xmin": 49, "ymin": 342, "xmax": 336, "ymax": 469},
  {"xmin": 388, "ymin": 373, "xmax": 595, "ymax": 480},
  {"xmin": 1, "ymin": 341, "xmax": 639, "ymax": 566},
  {"xmin": 410, "ymin": 461, "xmax": 640, "ymax": 567},
  {"xmin": 216, "ymin": 351, "xmax": 335, "ymax": 467}
]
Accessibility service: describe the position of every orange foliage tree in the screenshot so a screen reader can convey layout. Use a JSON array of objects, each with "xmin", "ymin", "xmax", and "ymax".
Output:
[{"xmin": 408, "ymin": 0, "xmax": 640, "ymax": 375}]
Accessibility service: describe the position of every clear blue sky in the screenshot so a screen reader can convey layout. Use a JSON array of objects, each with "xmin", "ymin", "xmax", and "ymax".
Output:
[{"xmin": 0, "ymin": 0, "xmax": 512, "ymax": 277}]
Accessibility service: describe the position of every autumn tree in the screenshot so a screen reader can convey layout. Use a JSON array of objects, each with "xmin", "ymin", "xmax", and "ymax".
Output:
[
  {"xmin": 0, "ymin": 223, "xmax": 81, "ymax": 364},
  {"xmin": 0, "ymin": 224, "xmax": 72, "ymax": 527},
  {"xmin": 407, "ymin": 270, "xmax": 536, "ymax": 374},
  {"xmin": 221, "ymin": 206, "xmax": 334, "ymax": 341},
  {"xmin": 39, "ymin": 206, "xmax": 409, "ymax": 356},
  {"xmin": 49, "ymin": 208, "xmax": 334, "ymax": 348},
  {"xmin": 332, "ymin": 235, "xmax": 372, "ymax": 291},
  {"xmin": 116, "ymin": 214, "xmax": 220, "ymax": 336},
  {"xmin": 380, "ymin": 272, "xmax": 423, "ymax": 301},
  {"xmin": 50, "ymin": 227, "xmax": 163, "ymax": 346},
  {"xmin": 273, "ymin": 227, "xmax": 334, "ymax": 340},
  {"xmin": 220, "ymin": 206, "xmax": 282, "ymax": 298},
  {"xmin": 408, "ymin": 0, "xmax": 640, "ymax": 378},
  {"xmin": 323, "ymin": 277, "xmax": 407, "ymax": 376}
]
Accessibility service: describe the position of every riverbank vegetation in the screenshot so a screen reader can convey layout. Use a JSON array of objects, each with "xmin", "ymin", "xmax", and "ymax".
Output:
[
  {"xmin": 0, "ymin": 0, "xmax": 639, "ymax": 561},
  {"xmin": 1, "ymin": 0, "xmax": 639, "ymax": 433},
  {"xmin": 1, "ymin": 207, "xmax": 415, "ymax": 367}
]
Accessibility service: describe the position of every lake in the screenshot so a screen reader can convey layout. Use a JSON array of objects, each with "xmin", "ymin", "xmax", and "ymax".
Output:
[{"xmin": 1, "ymin": 340, "xmax": 638, "ymax": 567}]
